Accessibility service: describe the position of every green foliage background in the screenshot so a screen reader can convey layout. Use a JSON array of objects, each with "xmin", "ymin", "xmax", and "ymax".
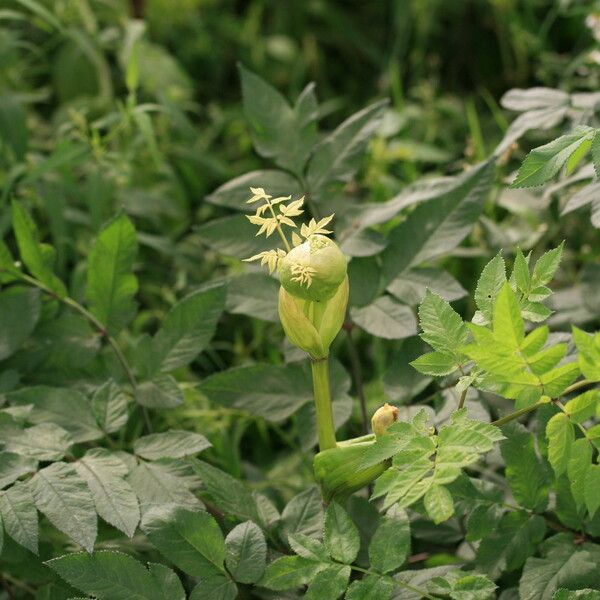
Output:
[{"xmin": 0, "ymin": 0, "xmax": 600, "ymax": 599}]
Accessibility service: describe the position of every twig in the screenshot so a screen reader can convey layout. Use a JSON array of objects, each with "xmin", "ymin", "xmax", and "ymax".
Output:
[
  {"xmin": 346, "ymin": 328, "xmax": 369, "ymax": 435},
  {"xmin": 7, "ymin": 270, "xmax": 152, "ymax": 432},
  {"xmin": 350, "ymin": 564, "xmax": 439, "ymax": 599}
]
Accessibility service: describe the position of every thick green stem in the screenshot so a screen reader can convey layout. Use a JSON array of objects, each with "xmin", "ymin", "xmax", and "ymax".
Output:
[{"xmin": 311, "ymin": 357, "xmax": 337, "ymax": 451}]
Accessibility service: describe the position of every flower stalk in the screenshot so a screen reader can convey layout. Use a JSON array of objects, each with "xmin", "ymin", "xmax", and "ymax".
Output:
[
  {"xmin": 311, "ymin": 357, "xmax": 337, "ymax": 451},
  {"xmin": 243, "ymin": 186, "xmax": 394, "ymax": 499}
]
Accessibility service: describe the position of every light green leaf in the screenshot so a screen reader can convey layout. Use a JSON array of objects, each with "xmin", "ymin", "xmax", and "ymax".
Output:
[
  {"xmin": 493, "ymin": 283, "xmax": 524, "ymax": 347},
  {"xmin": 512, "ymin": 249, "xmax": 531, "ymax": 293},
  {"xmin": 11, "ymin": 200, "xmax": 66, "ymax": 296},
  {"xmin": 592, "ymin": 131, "xmax": 600, "ymax": 177},
  {"xmin": 531, "ymin": 243, "xmax": 564, "ymax": 288},
  {"xmin": 424, "ymin": 484, "xmax": 454, "ymax": 524},
  {"xmin": 546, "ymin": 413, "xmax": 575, "ymax": 476},
  {"xmin": 584, "ymin": 464, "xmax": 600, "ymax": 518},
  {"xmin": 224, "ymin": 521, "xmax": 267, "ymax": 584},
  {"xmin": 150, "ymin": 284, "xmax": 225, "ymax": 373},
  {"xmin": 74, "ymin": 449, "xmax": 139, "ymax": 538},
  {"xmin": 564, "ymin": 390, "xmax": 599, "ymax": 424},
  {"xmin": 368, "ymin": 505, "xmax": 410, "ymax": 573},
  {"xmin": 30, "ymin": 462, "xmax": 97, "ymax": 552},
  {"xmin": 418, "ymin": 290, "xmax": 468, "ymax": 357},
  {"xmin": 86, "ymin": 214, "xmax": 138, "ymax": 335},
  {"xmin": 410, "ymin": 351, "xmax": 457, "ymax": 376},
  {"xmin": 140, "ymin": 504, "xmax": 225, "ymax": 577},
  {"xmin": 324, "ymin": 502, "xmax": 360, "ymax": 564},
  {"xmin": 134, "ymin": 430, "xmax": 211, "ymax": 460},
  {"xmin": 567, "ymin": 438, "xmax": 591, "ymax": 511},
  {"xmin": 387, "ymin": 267, "xmax": 467, "ymax": 306},
  {"xmin": 512, "ymin": 127, "xmax": 596, "ymax": 188},
  {"xmin": 474, "ymin": 253, "xmax": 506, "ymax": 325},
  {"xmin": 572, "ymin": 327, "xmax": 600, "ymax": 381}
]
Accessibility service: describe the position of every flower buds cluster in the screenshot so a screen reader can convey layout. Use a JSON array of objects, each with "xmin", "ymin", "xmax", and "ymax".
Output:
[{"xmin": 244, "ymin": 188, "xmax": 348, "ymax": 359}]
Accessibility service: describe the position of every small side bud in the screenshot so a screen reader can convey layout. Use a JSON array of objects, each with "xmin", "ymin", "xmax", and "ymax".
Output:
[{"xmin": 371, "ymin": 403, "xmax": 399, "ymax": 436}]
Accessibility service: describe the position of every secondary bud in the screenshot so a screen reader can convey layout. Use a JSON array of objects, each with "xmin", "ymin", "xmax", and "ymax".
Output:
[
  {"xmin": 279, "ymin": 235, "xmax": 347, "ymax": 302},
  {"xmin": 371, "ymin": 403, "xmax": 399, "ymax": 436}
]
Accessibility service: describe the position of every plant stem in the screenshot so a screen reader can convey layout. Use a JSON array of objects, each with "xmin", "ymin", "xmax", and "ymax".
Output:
[
  {"xmin": 346, "ymin": 329, "xmax": 368, "ymax": 434},
  {"xmin": 350, "ymin": 565, "xmax": 438, "ymax": 599},
  {"xmin": 491, "ymin": 400, "xmax": 548, "ymax": 426},
  {"xmin": 9, "ymin": 270, "xmax": 151, "ymax": 431},
  {"xmin": 311, "ymin": 357, "xmax": 337, "ymax": 451},
  {"xmin": 266, "ymin": 199, "xmax": 291, "ymax": 252},
  {"xmin": 491, "ymin": 379, "xmax": 595, "ymax": 427}
]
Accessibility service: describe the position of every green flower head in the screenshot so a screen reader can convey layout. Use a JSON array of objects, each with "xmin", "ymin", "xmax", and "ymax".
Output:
[{"xmin": 279, "ymin": 234, "xmax": 347, "ymax": 302}]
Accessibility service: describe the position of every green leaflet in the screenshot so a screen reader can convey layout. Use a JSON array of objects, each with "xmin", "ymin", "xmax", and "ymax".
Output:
[
  {"xmin": 86, "ymin": 213, "xmax": 138, "ymax": 335},
  {"xmin": 370, "ymin": 410, "xmax": 503, "ymax": 515},
  {"xmin": 511, "ymin": 126, "xmax": 597, "ymax": 188}
]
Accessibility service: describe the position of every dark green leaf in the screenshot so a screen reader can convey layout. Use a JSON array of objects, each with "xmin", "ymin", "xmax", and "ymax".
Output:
[
  {"xmin": 141, "ymin": 504, "xmax": 225, "ymax": 577},
  {"xmin": 324, "ymin": 502, "xmax": 360, "ymax": 564},
  {"xmin": 305, "ymin": 563, "xmax": 350, "ymax": 599},
  {"xmin": 519, "ymin": 534, "xmax": 600, "ymax": 600},
  {"xmin": 74, "ymin": 449, "xmax": 139, "ymax": 538},
  {"xmin": 0, "ymin": 481, "xmax": 38, "ymax": 554},
  {"xmin": 350, "ymin": 295, "xmax": 417, "ymax": 340},
  {"xmin": 0, "ymin": 288, "xmax": 40, "ymax": 361},
  {"xmin": 150, "ymin": 284, "xmax": 225, "ymax": 373},
  {"xmin": 86, "ymin": 214, "xmax": 138, "ymax": 335},
  {"xmin": 135, "ymin": 375, "xmax": 183, "ymax": 409},
  {"xmin": 381, "ymin": 161, "xmax": 494, "ymax": 284},
  {"xmin": 306, "ymin": 100, "xmax": 387, "ymax": 191},
  {"xmin": 224, "ymin": 521, "xmax": 267, "ymax": 584},
  {"xmin": 368, "ymin": 505, "xmax": 410, "ymax": 573},
  {"xmin": 30, "ymin": 462, "xmax": 97, "ymax": 552},
  {"xmin": 47, "ymin": 550, "xmax": 168, "ymax": 600},
  {"xmin": 134, "ymin": 430, "xmax": 211, "ymax": 460},
  {"xmin": 8, "ymin": 386, "xmax": 102, "ymax": 443}
]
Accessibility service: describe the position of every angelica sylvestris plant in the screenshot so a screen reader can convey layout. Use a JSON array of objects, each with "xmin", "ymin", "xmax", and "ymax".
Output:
[{"xmin": 244, "ymin": 187, "xmax": 349, "ymax": 452}]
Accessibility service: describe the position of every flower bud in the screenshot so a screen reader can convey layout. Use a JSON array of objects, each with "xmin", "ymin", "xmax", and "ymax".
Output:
[
  {"xmin": 279, "ymin": 235, "xmax": 347, "ymax": 302},
  {"xmin": 278, "ymin": 275, "xmax": 349, "ymax": 360},
  {"xmin": 313, "ymin": 436, "xmax": 389, "ymax": 502},
  {"xmin": 278, "ymin": 287, "xmax": 327, "ymax": 359},
  {"xmin": 371, "ymin": 403, "xmax": 399, "ymax": 436}
]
